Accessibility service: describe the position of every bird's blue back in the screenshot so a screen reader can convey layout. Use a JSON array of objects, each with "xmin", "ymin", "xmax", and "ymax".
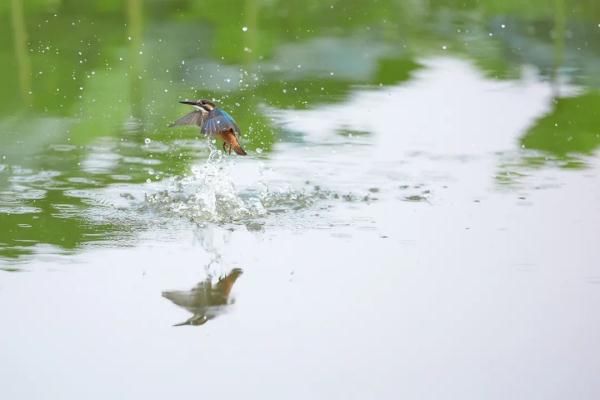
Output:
[{"xmin": 201, "ymin": 108, "xmax": 241, "ymax": 137}]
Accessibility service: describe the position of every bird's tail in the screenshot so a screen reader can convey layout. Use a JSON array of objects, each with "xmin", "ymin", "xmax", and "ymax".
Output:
[
  {"xmin": 221, "ymin": 130, "xmax": 247, "ymax": 155},
  {"xmin": 231, "ymin": 141, "xmax": 247, "ymax": 156}
]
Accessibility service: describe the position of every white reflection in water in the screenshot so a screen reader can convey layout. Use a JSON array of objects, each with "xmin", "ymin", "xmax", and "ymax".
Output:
[{"xmin": 271, "ymin": 58, "xmax": 577, "ymax": 157}]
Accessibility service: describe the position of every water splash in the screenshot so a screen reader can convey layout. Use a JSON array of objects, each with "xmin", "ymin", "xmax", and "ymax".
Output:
[
  {"xmin": 145, "ymin": 142, "xmax": 334, "ymax": 225},
  {"xmin": 144, "ymin": 139, "xmax": 383, "ymax": 229},
  {"xmin": 146, "ymin": 143, "xmax": 261, "ymax": 223}
]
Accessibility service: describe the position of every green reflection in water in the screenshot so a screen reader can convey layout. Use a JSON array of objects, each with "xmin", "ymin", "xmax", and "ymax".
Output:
[{"xmin": 522, "ymin": 92, "xmax": 600, "ymax": 160}]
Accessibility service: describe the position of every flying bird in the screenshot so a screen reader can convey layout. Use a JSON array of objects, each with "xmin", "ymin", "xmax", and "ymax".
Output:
[{"xmin": 171, "ymin": 99, "xmax": 247, "ymax": 155}]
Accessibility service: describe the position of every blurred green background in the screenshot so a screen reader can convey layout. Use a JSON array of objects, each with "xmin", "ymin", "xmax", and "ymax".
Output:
[{"xmin": 1, "ymin": 0, "xmax": 599, "ymax": 259}]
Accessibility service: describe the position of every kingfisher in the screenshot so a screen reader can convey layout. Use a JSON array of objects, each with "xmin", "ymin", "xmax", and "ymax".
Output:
[
  {"xmin": 170, "ymin": 99, "xmax": 247, "ymax": 155},
  {"xmin": 162, "ymin": 268, "xmax": 243, "ymax": 327}
]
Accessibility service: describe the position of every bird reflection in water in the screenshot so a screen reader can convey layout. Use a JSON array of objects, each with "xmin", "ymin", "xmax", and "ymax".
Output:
[{"xmin": 162, "ymin": 268, "xmax": 243, "ymax": 327}]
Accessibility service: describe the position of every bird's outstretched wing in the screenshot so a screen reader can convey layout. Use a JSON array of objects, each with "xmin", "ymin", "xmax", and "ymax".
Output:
[
  {"xmin": 201, "ymin": 109, "xmax": 241, "ymax": 136},
  {"xmin": 169, "ymin": 111, "xmax": 204, "ymax": 127}
]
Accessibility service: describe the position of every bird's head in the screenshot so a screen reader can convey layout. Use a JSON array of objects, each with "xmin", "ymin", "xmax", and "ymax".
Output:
[{"xmin": 179, "ymin": 99, "xmax": 216, "ymax": 111}]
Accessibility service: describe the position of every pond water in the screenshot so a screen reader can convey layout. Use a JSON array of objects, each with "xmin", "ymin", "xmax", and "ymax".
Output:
[{"xmin": 1, "ymin": 1, "xmax": 600, "ymax": 399}]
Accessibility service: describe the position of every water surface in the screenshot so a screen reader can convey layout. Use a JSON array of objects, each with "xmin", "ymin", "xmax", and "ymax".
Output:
[{"xmin": 1, "ymin": 1, "xmax": 600, "ymax": 399}]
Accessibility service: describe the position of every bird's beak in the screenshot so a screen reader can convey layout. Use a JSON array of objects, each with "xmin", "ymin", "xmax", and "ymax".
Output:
[{"xmin": 179, "ymin": 100, "xmax": 197, "ymax": 105}]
